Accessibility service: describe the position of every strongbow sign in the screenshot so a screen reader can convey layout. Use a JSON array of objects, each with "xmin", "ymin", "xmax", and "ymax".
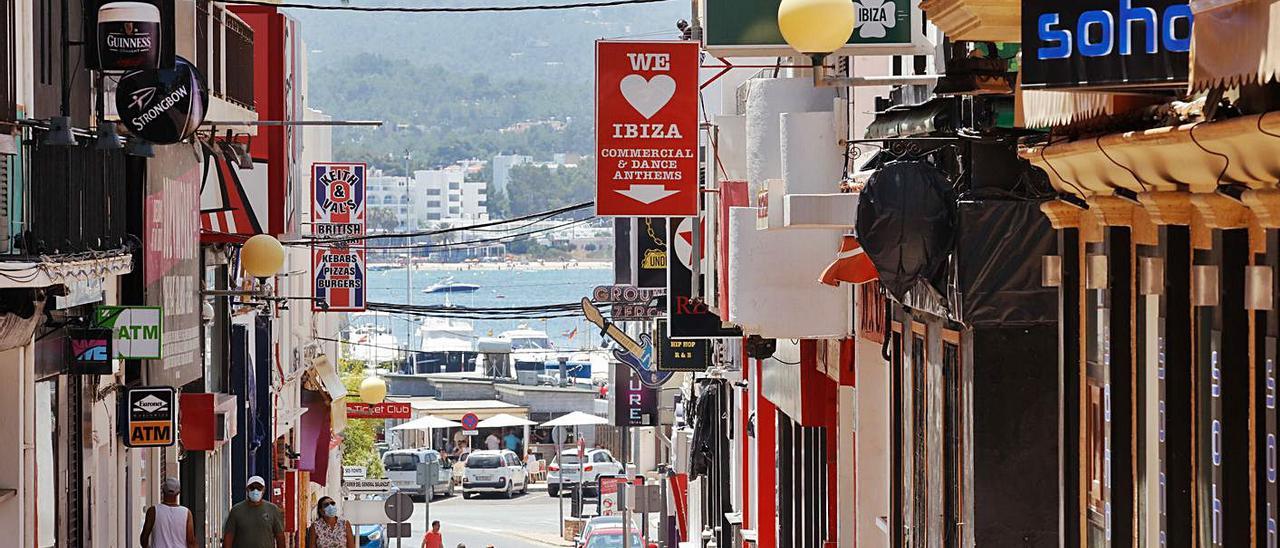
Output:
[
  {"xmin": 115, "ymin": 56, "xmax": 208, "ymax": 144},
  {"xmin": 124, "ymin": 386, "xmax": 176, "ymax": 447},
  {"xmin": 595, "ymin": 41, "xmax": 699, "ymax": 217}
]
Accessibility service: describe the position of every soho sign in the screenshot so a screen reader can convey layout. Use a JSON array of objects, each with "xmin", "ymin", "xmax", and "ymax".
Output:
[{"xmin": 1036, "ymin": 0, "xmax": 1192, "ymax": 60}]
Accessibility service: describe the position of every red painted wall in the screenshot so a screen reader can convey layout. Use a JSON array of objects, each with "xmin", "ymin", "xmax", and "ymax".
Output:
[{"xmin": 756, "ymin": 358, "xmax": 777, "ymax": 548}]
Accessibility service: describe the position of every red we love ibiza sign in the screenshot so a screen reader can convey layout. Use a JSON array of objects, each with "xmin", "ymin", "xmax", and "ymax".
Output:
[{"xmin": 595, "ymin": 40, "xmax": 699, "ymax": 217}]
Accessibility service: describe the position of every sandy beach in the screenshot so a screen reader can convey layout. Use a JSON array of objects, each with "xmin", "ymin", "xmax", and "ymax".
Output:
[{"xmin": 368, "ymin": 259, "xmax": 611, "ymax": 272}]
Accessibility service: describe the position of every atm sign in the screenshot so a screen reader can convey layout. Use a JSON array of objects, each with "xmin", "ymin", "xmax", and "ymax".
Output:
[{"xmin": 125, "ymin": 387, "xmax": 177, "ymax": 447}]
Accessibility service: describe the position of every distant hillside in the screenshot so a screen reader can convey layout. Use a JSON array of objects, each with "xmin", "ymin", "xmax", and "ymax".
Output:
[{"xmin": 288, "ymin": 0, "xmax": 688, "ymax": 171}]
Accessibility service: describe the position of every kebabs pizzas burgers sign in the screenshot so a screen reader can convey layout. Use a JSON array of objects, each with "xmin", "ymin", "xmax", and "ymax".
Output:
[{"xmin": 595, "ymin": 41, "xmax": 699, "ymax": 217}]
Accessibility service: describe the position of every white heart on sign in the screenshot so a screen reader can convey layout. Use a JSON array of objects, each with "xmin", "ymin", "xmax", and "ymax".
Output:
[{"xmin": 619, "ymin": 74, "xmax": 676, "ymax": 119}]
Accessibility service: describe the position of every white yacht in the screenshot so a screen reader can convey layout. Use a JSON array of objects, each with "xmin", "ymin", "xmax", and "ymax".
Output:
[
  {"xmin": 417, "ymin": 317, "xmax": 476, "ymax": 353},
  {"xmin": 346, "ymin": 323, "xmax": 401, "ymax": 363}
]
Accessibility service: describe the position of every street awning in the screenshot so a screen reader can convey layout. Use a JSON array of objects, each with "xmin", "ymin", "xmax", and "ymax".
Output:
[
  {"xmin": 1017, "ymin": 89, "xmax": 1165, "ymax": 129},
  {"xmin": 1021, "ymin": 111, "xmax": 1280, "ymax": 196},
  {"xmin": 390, "ymin": 415, "xmax": 462, "ymax": 431},
  {"xmin": 395, "ymin": 397, "xmax": 529, "ymax": 421},
  {"xmin": 1190, "ymin": 0, "xmax": 1280, "ymax": 91}
]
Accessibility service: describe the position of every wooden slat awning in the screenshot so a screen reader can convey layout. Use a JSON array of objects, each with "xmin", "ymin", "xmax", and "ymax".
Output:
[
  {"xmin": 1020, "ymin": 111, "xmax": 1280, "ymax": 196},
  {"xmin": 919, "ymin": 0, "xmax": 1021, "ymax": 42}
]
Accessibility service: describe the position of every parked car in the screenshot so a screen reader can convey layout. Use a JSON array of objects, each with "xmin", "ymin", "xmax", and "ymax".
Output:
[
  {"xmin": 576, "ymin": 515, "xmax": 638, "ymax": 548},
  {"xmin": 547, "ymin": 448, "xmax": 624, "ymax": 497},
  {"xmin": 356, "ymin": 523, "xmax": 384, "ymax": 547},
  {"xmin": 462, "ymin": 449, "xmax": 529, "ymax": 498},
  {"xmin": 580, "ymin": 527, "xmax": 654, "ymax": 548},
  {"xmin": 381, "ymin": 448, "xmax": 454, "ymax": 500}
]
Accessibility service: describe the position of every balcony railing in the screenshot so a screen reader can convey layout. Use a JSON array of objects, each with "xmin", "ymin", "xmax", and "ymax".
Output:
[{"xmin": 196, "ymin": 0, "xmax": 255, "ymax": 111}]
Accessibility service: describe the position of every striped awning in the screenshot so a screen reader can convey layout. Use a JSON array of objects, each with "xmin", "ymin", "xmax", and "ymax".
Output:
[{"xmin": 1190, "ymin": 0, "xmax": 1280, "ymax": 91}]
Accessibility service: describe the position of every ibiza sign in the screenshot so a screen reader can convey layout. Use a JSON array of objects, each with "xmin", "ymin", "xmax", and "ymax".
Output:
[
  {"xmin": 595, "ymin": 41, "xmax": 699, "ymax": 217},
  {"xmin": 702, "ymin": 0, "xmax": 931, "ymax": 56}
]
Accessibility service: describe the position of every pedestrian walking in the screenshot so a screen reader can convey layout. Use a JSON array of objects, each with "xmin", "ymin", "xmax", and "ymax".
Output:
[
  {"xmin": 502, "ymin": 429, "xmax": 520, "ymax": 453},
  {"xmin": 484, "ymin": 431, "xmax": 501, "ymax": 451},
  {"xmin": 422, "ymin": 520, "xmax": 444, "ymax": 548},
  {"xmin": 223, "ymin": 476, "xmax": 285, "ymax": 548},
  {"xmin": 140, "ymin": 477, "xmax": 197, "ymax": 548},
  {"xmin": 306, "ymin": 496, "xmax": 354, "ymax": 548}
]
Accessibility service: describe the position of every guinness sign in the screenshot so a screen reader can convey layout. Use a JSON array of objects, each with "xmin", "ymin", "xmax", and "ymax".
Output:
[
  {"xmin": 115, "ymin": 56, "xmax": 208, "ymax": 145},
  {"xmin": 97, "ymin": 2, "xmax": 161, "ymax": 70}
]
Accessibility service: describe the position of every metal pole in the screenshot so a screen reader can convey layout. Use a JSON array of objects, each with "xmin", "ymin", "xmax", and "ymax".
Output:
[
  {"xmin": 659, "ymin": 466, "xmax": 669, "ymax": 548},
  {"xmin": 559, "ymin": 356, "xmax": 568, "ymax": 387},
  {"xmin": 558, "ymin": 429, "xmax": 565, "ymax": 537},
  {"xmin": 575, "ymin": 425, "xmax": 583, "ymax": 518},
  {"xmin": 621, "ymin": 425, "xmax": 631, "ymax": 548}
]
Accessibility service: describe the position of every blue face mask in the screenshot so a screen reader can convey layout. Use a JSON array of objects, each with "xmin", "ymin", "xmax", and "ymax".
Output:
[
  {"xmin": 323, "ymin": 504, "xmax": 338, "ymax": 518},
  {"xmin": 247, "ymin": 489, "xmax": 263, "ymax": 503}
]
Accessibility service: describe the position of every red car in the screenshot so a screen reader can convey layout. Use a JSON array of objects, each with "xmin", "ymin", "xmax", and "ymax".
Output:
[{"xmin": 580, "ymin": 527, "xmax": 656, "ymax": 548}]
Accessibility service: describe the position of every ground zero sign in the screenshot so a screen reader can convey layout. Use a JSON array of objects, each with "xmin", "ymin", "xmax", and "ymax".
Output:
[{"xmin": 124, "ymin": 386, "xmax": 176, "ymax": 447}]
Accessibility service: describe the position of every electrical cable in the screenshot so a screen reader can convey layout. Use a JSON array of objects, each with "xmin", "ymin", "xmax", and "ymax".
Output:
[
  {"xmin": 324, "ymin": 218, "xmax": 594, "ymax": 251},
  {"xmin": 214, "ymin": 0, "xmax": 674, "ymax": 12}
]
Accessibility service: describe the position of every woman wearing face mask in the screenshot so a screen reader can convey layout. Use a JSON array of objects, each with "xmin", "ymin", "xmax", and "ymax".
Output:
[{"xmin": 306, "ymin": 497, "xmax": 355, "ymax": 548}]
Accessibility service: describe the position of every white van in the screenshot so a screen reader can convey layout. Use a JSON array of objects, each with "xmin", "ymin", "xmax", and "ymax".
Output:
[
  {"xmin": 462, "ymin": 450, "xmax": 529, "ymax": 499},
  {"xmin": 381, "ymin": 448, "xmax": 454, "ymax": 500}
]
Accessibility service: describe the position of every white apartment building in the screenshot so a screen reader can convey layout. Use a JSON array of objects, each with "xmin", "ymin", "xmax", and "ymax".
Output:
[{"xmin": 367, "ymin": 163, "xmax": 488, "ymax": 230}]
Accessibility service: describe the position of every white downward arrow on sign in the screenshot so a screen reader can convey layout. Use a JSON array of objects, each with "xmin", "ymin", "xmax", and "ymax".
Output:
[{"xmin": 616, "ymin": 184, "xmax": 679, "ymax": 204}]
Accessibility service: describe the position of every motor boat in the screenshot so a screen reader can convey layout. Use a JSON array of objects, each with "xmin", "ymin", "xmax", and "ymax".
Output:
[
  {"xmin": 417, "ymin": 318, "xmax": 476, "ymax": 353},
  {"xmin": 346, "ymin": 324, "xmax": 401, "ymax": 363},
  {"xmin": 422, "ymin": 277, "xmax": 481, "ymax": 294}
]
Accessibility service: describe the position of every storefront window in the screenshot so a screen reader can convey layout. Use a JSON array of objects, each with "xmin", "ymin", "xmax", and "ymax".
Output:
[
  {"xmin": 942, "ymin": 339, "xmax": 965, "ymax": 547},
  {"xmin": 1196, "ymin": 312, "xmax": 1224, "ymax": 547},
  {"xmin": 1086, "ymin": 275, "xmax": 1111, "ymax": 546}
]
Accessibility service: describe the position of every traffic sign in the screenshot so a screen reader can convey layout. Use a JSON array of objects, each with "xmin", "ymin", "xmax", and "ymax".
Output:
[
  {"xmin": 384, "ymin": 492, "xmax": 414, "ymax": 522},
  {"xmin": 342, "ymin": 466, "xmax": 367, "ymax": 480},
  {"xmin": 594, "ymin": 40, "xmax": 699, "ymax": 217},
  {"xmin": 385, "ymin": 523, "xmax": 413, "ymax": 538},
  {"xmin": 343, "ymin": 479, "xmax": 393, "ymax": 492},
  {"xmin": 460, "ymin": 412, "xmax": 480, "ymax": 432},
  {"xmin": 552, "ymin": 426, "xmax": 567, "ymax": 445},
  {"xmin": 124, "ymin": 386, "xmax": 176, "ymax": 447}
]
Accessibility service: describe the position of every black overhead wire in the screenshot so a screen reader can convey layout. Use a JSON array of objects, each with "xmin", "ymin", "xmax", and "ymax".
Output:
[
  {"xmin": 320, "ymin": 218, "xmax": 594, "ymax": 251},
  {"xmin": 214, "ymin": 0, "xmax": 673, "ymax": 12},
  {"xmin": 364, "ymin": 299, "xmax": 604, "ymax": 320},
  {"xmin": 295, "ymin": 201, "xmax": 593, "ymax": 246}
]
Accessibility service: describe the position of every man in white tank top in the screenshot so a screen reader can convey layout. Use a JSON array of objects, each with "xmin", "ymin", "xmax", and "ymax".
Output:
[{"xmin": 140, "ymin": 477, "xmax": 197, "ymax": 548}]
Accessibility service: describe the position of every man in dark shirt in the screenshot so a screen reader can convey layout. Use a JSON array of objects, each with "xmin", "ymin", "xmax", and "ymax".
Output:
[{"xmin": 222, "ymin": 476, "xmax": 285, "ymax": 548}]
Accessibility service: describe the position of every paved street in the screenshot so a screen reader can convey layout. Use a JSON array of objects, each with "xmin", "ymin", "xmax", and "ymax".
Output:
[{"xmin": 397, "ymin": 485, "xmax": 577, "ymax": 548}]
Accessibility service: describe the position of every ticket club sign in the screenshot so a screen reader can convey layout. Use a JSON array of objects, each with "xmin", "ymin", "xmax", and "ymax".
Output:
[
  {"xmin": 312, "ymin": 162, "xmax": 367, "ymax": 238},
  {"xmin": 313, "ymin": 246, "xmax": 367, "ymax": 312},
  {"xmin": 595, "ymin": 41, "xmax": 699, "ymax": 217},
  {"xmin": 346, "ymin": 401, "xmax": 412, "ymax": 420}
]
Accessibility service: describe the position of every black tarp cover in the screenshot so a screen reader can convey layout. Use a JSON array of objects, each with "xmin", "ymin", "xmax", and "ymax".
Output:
[
  {"xmin": 955, "ymin": 199, "xmax": 1057, "ymax": 326},
  {"xmin": 856, "ymin": 160, "xmax": 955, "ymax": 301}
]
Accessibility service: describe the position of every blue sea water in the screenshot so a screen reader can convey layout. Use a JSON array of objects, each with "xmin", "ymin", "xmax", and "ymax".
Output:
[{"xmin": 355, "ymin": 265, "xmax": 613, "ymax": 352}]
